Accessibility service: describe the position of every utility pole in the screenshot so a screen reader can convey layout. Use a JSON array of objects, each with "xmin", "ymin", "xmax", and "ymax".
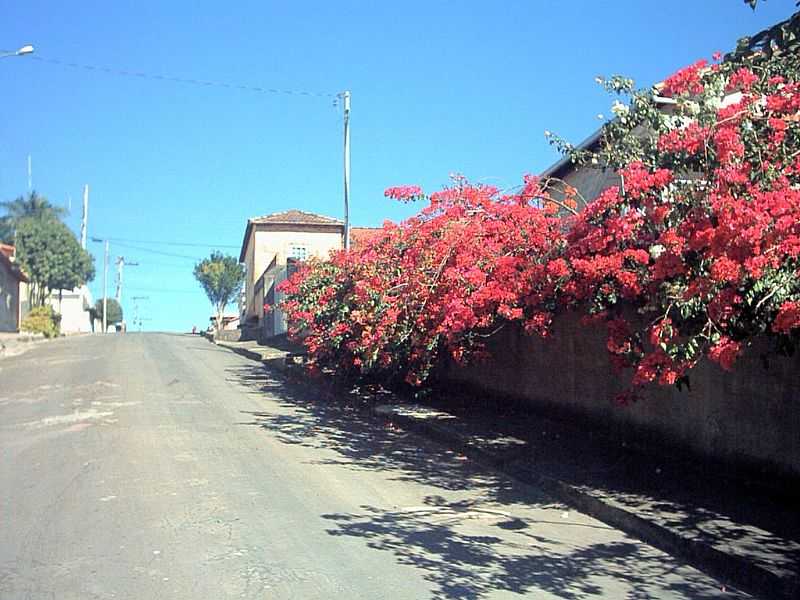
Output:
[
  {"xmin": 103, "ymin": 240, "xmax": 109, "ymax": 333},
  {"xmin": 80, "ymin": 185, "xmax": 89, "ymax": 250},
  {"xmin": 92, "ymin": 237, "xmax": 110, "ymax": 333},
  {"xmin": 131, "ymin": 296, "xmax": 149, "ymax": 332},
  {"xmin": 115, "ymin": 256, "xmax": 138, "ymax": 303},
  {"xmin": 342, "ymin": 90, "xmax": 351, "ymax": 250}
]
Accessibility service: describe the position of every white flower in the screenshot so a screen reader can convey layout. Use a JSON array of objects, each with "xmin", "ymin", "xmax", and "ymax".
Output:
[
  {"xmin": 611, "ymin": 100, "xmax": 629, "ymax": 117},
  {"xmin": 596, "ymin": 113, "xmax": 605, "ymax": 120},
  {"xmin": 683, "ymin": 100, "xmax": 700, "ymax": 115},
  {"xmin": 544, "ymin": 130, "xmax": 552, "ymax": 137}
]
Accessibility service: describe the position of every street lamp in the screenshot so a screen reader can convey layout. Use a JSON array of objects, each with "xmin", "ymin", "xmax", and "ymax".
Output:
[{"xmin": 0, "ymin": 45, "xmax": 34, "ymax": 60}]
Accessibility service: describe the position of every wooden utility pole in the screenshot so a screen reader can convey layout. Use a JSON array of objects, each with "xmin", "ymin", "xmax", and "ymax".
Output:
[
  {"xmin": 115, "ymin": 256, "xmax": 138, "ymax": 303},
  {"xmin": 342, "ymin": 90, "xmax": 351, "ymax": 250},
  {"xmin": 80, "ymin": 185, "xmax": 89, "ymax": 250},
  {"xmin": 103, "ymin": 240, "xmax": 109, "ymax": 333}
]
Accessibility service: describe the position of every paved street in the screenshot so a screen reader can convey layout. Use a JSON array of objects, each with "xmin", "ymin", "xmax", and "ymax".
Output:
[{"xmin": 0, "ymin": 333, "xmax": 745, "ymax": 599}]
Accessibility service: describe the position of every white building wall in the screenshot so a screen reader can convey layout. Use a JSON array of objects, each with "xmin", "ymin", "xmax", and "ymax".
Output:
[
  {"xmin": 244, "ymin": 227, "xmax": 342, "ymax": 321},
  {"xmin": 49, "ymin": 285, "xmax": 94, "ymax": 333}
]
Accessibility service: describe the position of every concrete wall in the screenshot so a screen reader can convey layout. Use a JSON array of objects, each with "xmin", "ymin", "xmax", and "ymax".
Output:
[
  {"xmin": 214, "ymin": 329, "xmax": 242, "ymax": 342},
  {"xmin": 49, "ymin": 286, "xmax": 93, "ymax": 333},
  {"xmin": 0, "ymin": 260, "xmax": 21, "ymax": 332},
  {"xmin": 444, "ymin": 312, "xmax": 800, "ymax": 477}
]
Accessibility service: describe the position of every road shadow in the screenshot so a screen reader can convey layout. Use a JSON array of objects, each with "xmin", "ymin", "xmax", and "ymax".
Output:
[
  {"xmin": 225, "ymin": 363, "xmax": 744, "ymax": 599},
  {"xmin": 422, "ymin": 389, "xmax": 800, "ymax": 585},
  {"xmin": 321, "ymin": 495, "xmax": 738, "ymax": 600},
  {"xmin": 229, "ymin": 363, "xmax": 507, "ymax": 493}
]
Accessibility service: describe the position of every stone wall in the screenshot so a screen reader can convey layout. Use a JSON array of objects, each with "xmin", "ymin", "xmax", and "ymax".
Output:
[
  {"xmin": 213, "ymin": 329, "xmax": 242, "ymax": 342},
  {"xmin": 444, "ymin": 312, "xmax": 800, "ymax": 477}
]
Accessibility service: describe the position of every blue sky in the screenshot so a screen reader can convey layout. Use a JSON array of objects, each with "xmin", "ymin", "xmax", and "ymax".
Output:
[{"xmin": 0, "ymin": 1, "xmax": 795, "ymax": 331}]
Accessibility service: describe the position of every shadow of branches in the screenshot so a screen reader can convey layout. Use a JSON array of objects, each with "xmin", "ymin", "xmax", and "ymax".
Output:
[
  {"xmin": 422, "ymin": 388, "xmax": 800, "ymax": 584},
  {"xmin": 322, "ymin": 495, "xmax": 742, "ymax": 599},
  {"xmin": 225, "ymin": 363, "xmax": 746, "ymax": 599},
  {"xmin": 228, "ymin": 364, "xmax": 513, "ymax": 494}
]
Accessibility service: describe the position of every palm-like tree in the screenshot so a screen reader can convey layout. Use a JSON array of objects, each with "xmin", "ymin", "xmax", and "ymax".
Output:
[{"xmin": 0, "ymin": 191, "xmax": 67, "ymax": 243}]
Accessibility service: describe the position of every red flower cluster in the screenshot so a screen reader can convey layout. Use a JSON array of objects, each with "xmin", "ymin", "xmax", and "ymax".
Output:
[
  {"xmin": 384, "ymin": 185, "xmax": 424, "ymax": 203},
  {"xmin": 661, "ymin": 59, "xmax": 707, "ymax": 97},
  {"xmin": 281, "ymin": 177, "xmax": 565, "ymax": 385},
  {"xmin": 657, "ymin": 122, "xmax": 710, "ymax": 156},
  {"xmin": 726, "ymin": 67, "xmax": 759, "ymax": 92},
  {"xmin": 708, "ymin": 337, "xmax": 741, "ymax": 371},
  {"xmin": 281, "ymin": 53, "xmax": 800, "ymax": 396},
  {"xmin": 773, "ymin": 302, "xmax": 800, "ymax": 334}
]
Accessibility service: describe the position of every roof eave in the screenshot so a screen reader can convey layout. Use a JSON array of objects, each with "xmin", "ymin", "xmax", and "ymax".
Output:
[
  {"xmin": 539, "ymin": 95, "xmax": 676, "ymax": 180},
  {"xmin": 239, "ymin": 220, "xmax": 254, "ymax": 263}
]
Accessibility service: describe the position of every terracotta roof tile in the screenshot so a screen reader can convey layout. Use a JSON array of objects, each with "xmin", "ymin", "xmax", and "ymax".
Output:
[
  {"xmin": 249, "ymin": 210, "xmax": 343, "ymax": 226},
  {"xmin": 350, "ymin": 227, "xmax": 383, "ymax": 248}
]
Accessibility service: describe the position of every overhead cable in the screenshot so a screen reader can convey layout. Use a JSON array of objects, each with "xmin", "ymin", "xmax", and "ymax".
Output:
[{"xmin": 28, "ymin": 54, "xmax": 339, "ymax": 99}]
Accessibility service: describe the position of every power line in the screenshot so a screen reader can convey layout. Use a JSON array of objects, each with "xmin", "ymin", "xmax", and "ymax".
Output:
[
  {"xmin": 99, "ymin": 235, "xmax": 240, "ymax": 249},
  {"xmin": 126, "ymin": 286, "xmax": 198, "ymax": 294},
  {"xmin": 28, "ymin": 54, "xmax": 339, "ymax": 100},
  {"xmin": 105, "ymin": 241, "xmax": 202, "ymax": 261},
  {"xmin": 123, "ymin": 260, "xmax": 195, "ymax": 270}
]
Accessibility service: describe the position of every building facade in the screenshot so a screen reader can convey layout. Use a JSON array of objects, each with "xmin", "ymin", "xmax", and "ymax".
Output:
[
  {"xmin": 48, "ymin": 285, "xmax": 94, "ymax": 334},
  {"xmin": 239, "ymin": 210, "xmax": 345, "ymax": 338},
  {"xmin": 0, "ymin": 244, "xmax": 29, "ymax": 333}
]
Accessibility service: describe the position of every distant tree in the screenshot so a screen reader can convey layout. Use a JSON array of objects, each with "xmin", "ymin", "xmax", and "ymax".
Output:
[
  {"xmin": 193, "ymin": 251, "xmax": 245, "ymax": 334},
  {"xmin": 0, "ymin": 191, "xmax": 67, "ymax": 243},
  {"xmin": 16, "ymin": 218, "xmax": 95, "ymax": 307},
  {"xmin": 93, "ymin": 298, "xmax": 122, "ymax": 330}
]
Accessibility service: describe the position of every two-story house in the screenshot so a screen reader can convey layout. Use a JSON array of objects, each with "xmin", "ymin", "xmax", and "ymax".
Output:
[{"xmin": 239, "ymin": 210, "xmax": 345, "ymax": 339}]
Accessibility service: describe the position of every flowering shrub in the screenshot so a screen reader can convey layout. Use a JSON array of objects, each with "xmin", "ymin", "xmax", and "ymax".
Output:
[
  {"xmin": 282, "ymin": 13, "xmax": 800, "ymax": 397},
  {"xmin": 279, "ymin": 176, "xmax": 567, "ymax": 385},
  {"xmin": 549, "ymin": 16, "xmax": 800, "ymax": 398}
]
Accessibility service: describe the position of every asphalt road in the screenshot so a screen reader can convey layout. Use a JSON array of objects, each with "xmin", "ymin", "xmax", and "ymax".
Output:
[{"xmin": 0, "ymin": 333, "xmax": 745, "ymax": 599}]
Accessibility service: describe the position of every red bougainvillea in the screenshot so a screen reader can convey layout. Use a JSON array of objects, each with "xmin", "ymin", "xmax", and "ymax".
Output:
[
  {"xmin": 281, "ymin": 26, "xmax": 800, "ymax": 397},
  {"xmin": 280, "ymin": 176, "xmax": 567, "ymax": 385}
]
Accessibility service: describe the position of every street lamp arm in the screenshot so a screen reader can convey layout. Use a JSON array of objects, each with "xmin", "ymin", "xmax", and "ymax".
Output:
[{"xmin": 0, "ymin": 45, "xmax": 34, "ymax": 60}]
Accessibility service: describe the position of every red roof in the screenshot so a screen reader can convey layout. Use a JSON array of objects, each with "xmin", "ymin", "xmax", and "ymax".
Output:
[
  {"xmin": 249, "ymin": 210, "xmax": 343, "ymax": 226},
  {"xmin": 350, "ymin": 227, "xmax": 383, "ymax": 249},
  {"xmin": 0, "ymin": 243, "xmax": 14, "ymax": 259}
]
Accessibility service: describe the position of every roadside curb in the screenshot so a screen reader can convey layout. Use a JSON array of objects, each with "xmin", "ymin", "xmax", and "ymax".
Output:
[
  {"xmin": 213, "ymin": 340, "xmax": 291, "ymax": 373},
  {"xmin": 0, "ymin": 334, "xmax": 47, "ymax": 359},
  {"xmin": 215, "ymin": 338, "xmax": 793, "ymax": 600},
  {"xmin": 374, "ymin": 405, "xmax": 792, "ymax": 600}
]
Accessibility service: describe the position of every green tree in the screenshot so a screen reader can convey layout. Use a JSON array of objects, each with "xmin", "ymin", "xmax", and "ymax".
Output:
[
  {"xmin": 16, "ymin": 218, "xmax": 95, "ymax": 307},
  {"xmin": 0, "ymin": 191, "xmax": 67, "ymax": 243},
  {"xmin": 193, "ymin": 251, "xmax": 245, "ymax": 334},
  {"xmin": 93, "ymin": 298, "xmax": 123, "ymax": 329}
]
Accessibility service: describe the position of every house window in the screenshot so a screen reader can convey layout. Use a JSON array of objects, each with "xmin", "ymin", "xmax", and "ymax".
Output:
[{"xmin": 288, "ymin": 245, "xmax": 308, "ymax": 261}]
